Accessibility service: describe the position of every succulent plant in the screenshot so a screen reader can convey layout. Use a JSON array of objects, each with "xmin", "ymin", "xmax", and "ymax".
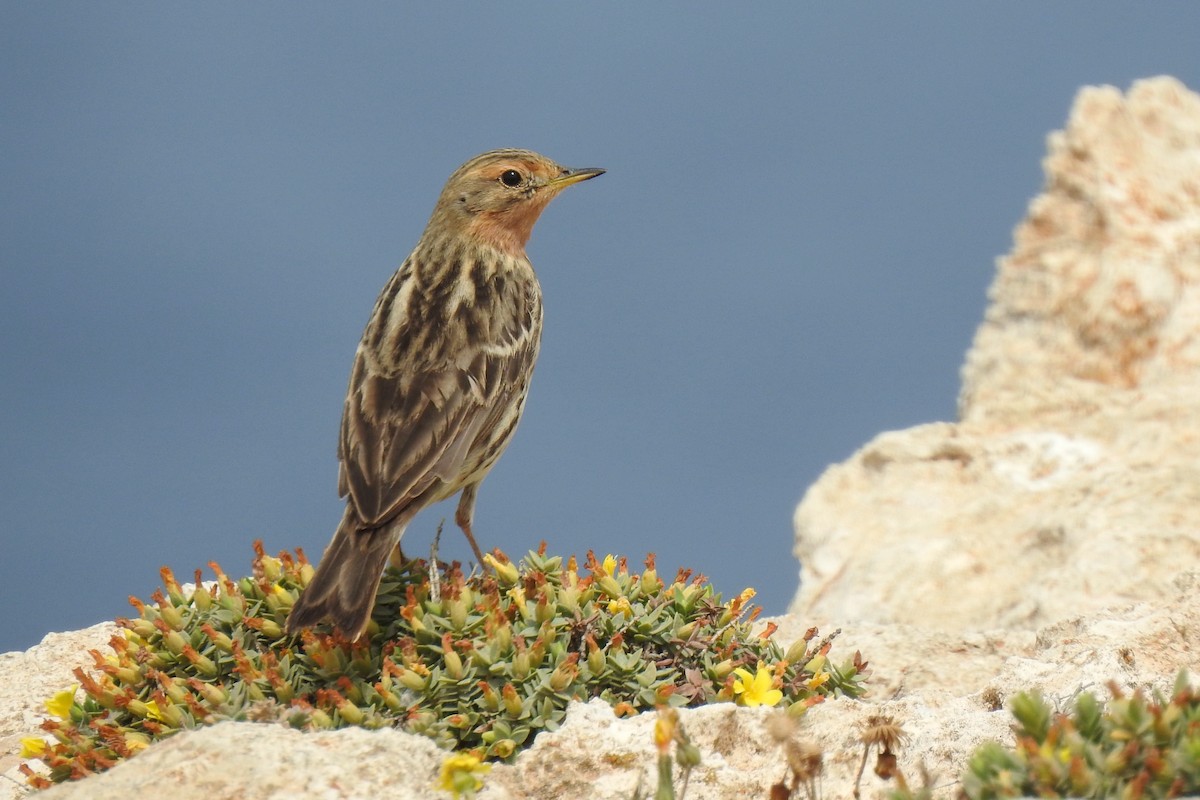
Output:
[
  {"xmin": 961, "ymin": 672, "xmax": 1200, "ymax": 799},
  {"xmin": 20, "ymin": 542, "xmax": 866, "ymax": 787}
]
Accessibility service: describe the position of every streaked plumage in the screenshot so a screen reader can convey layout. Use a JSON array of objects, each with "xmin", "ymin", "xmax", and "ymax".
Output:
[{"xmin": 286, "ymin": 149, "xmax": 603, "ymax": 639}]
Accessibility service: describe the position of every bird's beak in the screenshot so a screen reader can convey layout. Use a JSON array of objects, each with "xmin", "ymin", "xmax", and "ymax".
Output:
[{"xmin": 550, "ymin": 166, "xmax": 606, "ymax": 187}]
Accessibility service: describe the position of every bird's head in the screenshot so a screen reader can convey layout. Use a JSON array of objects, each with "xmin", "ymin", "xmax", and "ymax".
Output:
[{"xmin": 428, "ymin": 149, "xmax": 604, "ymax": 256}]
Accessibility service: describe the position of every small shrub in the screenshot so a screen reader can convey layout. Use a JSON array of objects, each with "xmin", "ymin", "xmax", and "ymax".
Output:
[
  {"xmin": 962, "ymin": 673, "xmax": 1200, "ymax": 799},
  {"xmin": 21, "ymin": 542, "xmax": 866, "ymax": 787}
]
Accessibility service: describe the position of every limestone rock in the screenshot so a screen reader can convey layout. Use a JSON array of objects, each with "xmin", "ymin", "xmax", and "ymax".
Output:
[
  {"xmin": 791, "ymin": 76, "xmax": 1200, "ymax": 635},
  {"xmin": 961, "ymin": 76, "xmax": 1200, "ymax": 417},
  {"xmin": 0, "ymin": 624, "xmax": 115, "ymax": 796},
  {"xmin": 37, "ymin": 724, "xmax": 448, "ymax": 800}
]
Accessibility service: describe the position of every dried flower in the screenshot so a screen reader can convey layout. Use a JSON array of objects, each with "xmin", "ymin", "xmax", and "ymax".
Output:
[{"xmin": 860, "ymin": 714, "xmax": 906, "ymax": 752}]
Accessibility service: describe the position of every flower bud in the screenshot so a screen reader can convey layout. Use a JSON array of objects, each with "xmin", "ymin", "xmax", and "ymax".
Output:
[
  {"xmin": 201, "ymin": 625, "xmax": 234, "ymax": 654},
  {"xmin": 128, "ymin": 618, "xmax": 159, "ymax": 639},
  {"xmin": 335, "ymin": 699, "xmax": 364, "ymax": 725},
  {"xmin": 182, "ymin": 646, "xmax": 218, "ymax": 678},
  {"xmin": 162, "ymin": 629, "xmax": 188, "ymax": 656},
  {"xmin": 396, "ymin": 668, "xmax": 427, "ymax": 692},
  {"xmin": 272, "ymin": 679, "xmax": 294, "ymax": 704},
  {"xmin": 161, "ymin": 677, "xmax": 189, "ymax": 705},
  {"xmin": 442, "ymin": 635, "xmax": 464, "ymax": 680},
  {"xmin": 549, "ymin": 655, "xmax": 579, "ymax": 693},
  {"xmin": 559, "ymin": 585, "xmax": 580, "ymax": 613},
  {"xmin": 260, "ymin": 555, "xmax": 282, "ymax": 583},
  {"xmin": 160, "ymin": 567, "xmax": 185, "ymax": 606},
  {"xmin": 256, "ymin": 617, "xmax": 283, "ymax": 639},
  {"xmin": 158, "ymin": 603, "xmax": 185, "ymax": 631},
  {"xmin": 449, "ymin": 597, "xmax": 468, "ymax": 630},
  {"xmin": 784, "ymin": 638, "xmax": 809, "ymax": 664},
  {"xmin": 501, "ymin": 683, "xmax": 524, "ymax": 717},
  {"xmin": 597, "ymin": 575, "xmax": 623, "ymax": 599},
  {"xmin": 217, "ymin": 593, "xmax": 245, "ymax": 622},
  {"xmin": 513, "ymin": 651, "xmax": 531, "ymax": 680},
  {"xmin": 479, "ymin": 682, "xmax": 500, "ymax": 712},
  {"xmin": 534, "ymin": 591, "xmax": 555, "ymax": 625},
  {"xmin": 192, "ymin": 585, "xmax": 213, "ymax": 612},
  {"xmin": 587, "ymin": 644, "xmax": 606, "ymax": 676},
  {"xmin": 267, "ymin": 584, "xmax": 295, "ymax": 611},
  {"xmin": 491, "ymin": 621, "xmax": 512, "ymax": 654},
  {"xmin": 677, "ymin": 741, "xmax": 702, "ymax": 768},
  {"xmin": 376, "ymin": 685, "xmax": 404, "ymax": 713},
  {"xmin": 113, "ymin": 665, "xmax": 143, "ymax": 685},
  {"xmin": 639, "ymin": 568, "xmax": 660, "ymax": 597},
  {"xmin": 483, "ymin": 554, "xmax": 520, "ymax": 586},
  {"xmin": 188, "ymin": 679, "xmax": 228, "ymax": 707}
]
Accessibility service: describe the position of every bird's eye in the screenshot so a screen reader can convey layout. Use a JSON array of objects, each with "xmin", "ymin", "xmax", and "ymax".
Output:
[{"xmin": 499, "ymin": 169, "xmax": 523, "ymax": 187}]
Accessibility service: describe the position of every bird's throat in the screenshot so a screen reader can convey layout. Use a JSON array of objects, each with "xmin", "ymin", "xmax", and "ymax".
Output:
[{"xmin": 465, "ymin": 199, "xmax": 553, "ymax": 257}]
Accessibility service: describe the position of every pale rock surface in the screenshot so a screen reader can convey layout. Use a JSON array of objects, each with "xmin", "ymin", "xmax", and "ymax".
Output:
[
  {"xmin": 791, "ymin": 75, "xmax": 1200, "ymax": 635},
  {"xmin": 6, "ymin": 76, "xmax": 1200, "ymax": 800},
  {"xmin": 0, "ymin": 624, "xmax": 116, "ymax": 795},
  {"xmin": 36, "ymin": 724, "xmax": 448, "ymax": 800}
]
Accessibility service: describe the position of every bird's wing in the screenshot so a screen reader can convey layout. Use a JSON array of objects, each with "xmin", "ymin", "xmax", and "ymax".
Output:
[{"xmin": 336, "ymin": 260, "xmax": 540, "ymax": 528}]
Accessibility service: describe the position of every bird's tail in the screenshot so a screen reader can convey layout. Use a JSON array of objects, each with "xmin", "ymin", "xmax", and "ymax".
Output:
[{"xmin": 285, "ymin": 508, "xmax": 402, "ymax": 641}]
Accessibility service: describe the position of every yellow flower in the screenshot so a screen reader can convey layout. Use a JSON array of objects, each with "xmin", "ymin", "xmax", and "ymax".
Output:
[
  {"xmin": 732, "ymin": 664, "xmax": 783, "ymax": 708},
  {"xmin": 45, "ymin": 685, "xmax": 79, "ymax": 720},
  {"xmin": 602, "ymin": 553, "xmax": 617, "ymax": 576},
  {"xmin": 607, "ymin": 597, "xmax": 633, "ymax": 618},
  {"xmin": 726, "ymin": 586, "xmax": 758, "ymax": 620},
  {"xmin": 654, "ymin": 707, "xmax": 678, "ymax": 754},
  {"xmin": 438, "ymin": 752, "xmax": 491, "ymax": 798},
  {"xmin": 124, "ymin": 732, "xmax": 152, "ymax": 753},
  {"xmin": 730, "ymin": 587, "xmax": 756, "ymax": 611},
  {"xmin": 20, "ymin": 737, "xmax": 47, "ymax": 758},
  {"xmin": 805, "ymin": 671, "xmax": 830, "ymax": 691},
  {"xmin": 144, "ymin": 699, "xmax": 164, "ymax": 721}
]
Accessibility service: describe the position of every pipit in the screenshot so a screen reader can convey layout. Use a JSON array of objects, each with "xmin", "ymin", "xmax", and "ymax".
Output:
[{"xmin": 286, "ymin": 149, "xmax": 604, "ymax": 639}]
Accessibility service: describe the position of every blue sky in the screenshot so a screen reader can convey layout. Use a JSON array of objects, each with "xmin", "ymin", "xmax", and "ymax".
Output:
[{"xmin": 3, "ymin": 4, "xmax": 1199, "ymax": 652}]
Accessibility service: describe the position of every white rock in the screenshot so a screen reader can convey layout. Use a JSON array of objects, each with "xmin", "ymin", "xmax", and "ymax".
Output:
[
  {"xmin": 0, "ymin": 624, "xmax": 116, "ymax": 798},
  {"xmin": 38, "ymin": 724, "xmax": 448, "ymax": 800},
  {"xmin": 8, "ymin": 76, "xmax": 1200, "ymax": 800},
  {"xmin": 792, "ymin": 76, "xmax": 1200, "ymax": 635}
]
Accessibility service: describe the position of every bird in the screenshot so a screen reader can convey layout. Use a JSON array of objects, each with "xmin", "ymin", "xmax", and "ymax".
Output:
[{"xmin": 285, "ymin": 149, "xmax": 604, "ymax": 640}]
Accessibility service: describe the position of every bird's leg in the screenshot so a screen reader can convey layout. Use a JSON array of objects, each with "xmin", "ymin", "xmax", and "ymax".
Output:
[{"xmin": 455, "ymin": 484, "xmax": 488, "ymax": 566}]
